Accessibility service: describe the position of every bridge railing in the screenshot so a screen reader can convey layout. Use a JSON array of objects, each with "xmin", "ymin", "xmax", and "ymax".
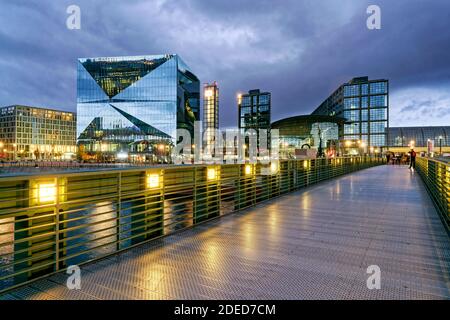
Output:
[
  {"xmin": 416, "ymin": 157, "xmax": 450, "ymax": 232},
  {"xmin": 0, "ymin": 156, "xmax": 384, "ymax": 292}
]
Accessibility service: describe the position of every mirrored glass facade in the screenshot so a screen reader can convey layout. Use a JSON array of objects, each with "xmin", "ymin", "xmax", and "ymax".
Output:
[
  {"xmin": 77, "ymin": 55, "xmax": 199, "ymax": 162},
  {"xmin": 271, "ymin": 115, "xmax": 344, "ymax": 158},
  {"xmin": 388, "ymin": 127, "xmax": 450, "ymax": 147},
  {"xmin": 238, "ymin": 89, "xmax": 271, "ymax": 154},
  {"xmin": 312, "ymin": 76, "xmax": 389, "ymax": 150}
]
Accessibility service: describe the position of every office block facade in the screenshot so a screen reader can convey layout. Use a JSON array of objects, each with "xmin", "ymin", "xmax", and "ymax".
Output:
[
  {"xmin": 203, "ymin": 82, "xmax": 219, "ymax": 149},
  {"xmin": 312, "ymin": 77, "xmax": 389, "ymax": 152},
  {"xmin": 238, "ymin": 89, "xmax": 271, "ymax": 154},
  {"xmin": 0, "ymin": 105, "xmax": 76, "ymax": 160},
  {"xmin": 77, "ymin": 54, "xmax": 200, "ymax": 162}
]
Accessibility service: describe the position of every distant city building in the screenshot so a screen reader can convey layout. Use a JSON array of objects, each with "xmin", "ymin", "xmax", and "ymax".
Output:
[
  {"xmin": 312, "ymin": 76, "xmax": 389, "ymax": 154},
  {"xmin": 0, "ymin": 105, "xmax": 76, "ymax": 160},
  {"xmin": 203, "ymin": 82, "xmax": 219, "ymax": 152},
  {"xmin": 76, "ymin": 54, "xmax": 200, "ymax": 162},
  {"xmin": 271, "ymin": 115, "xmax": 344, "ymax": 158},
  {"xmin": 238, "ymin": 89, "xmax": 271, "ymax": 155},
  {"xmin": 388, "ymin": 126, "xmax": 450, "ymax": 153}
]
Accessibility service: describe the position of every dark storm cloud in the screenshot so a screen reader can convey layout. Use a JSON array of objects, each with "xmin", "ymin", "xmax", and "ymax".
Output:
[{"xmin": 0, "ymin": 0, "xmax": 449, "ymax": 127}]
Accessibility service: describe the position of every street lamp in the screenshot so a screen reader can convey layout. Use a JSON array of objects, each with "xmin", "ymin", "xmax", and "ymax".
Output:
[
  {"xmin": 438, "ymin": 136, "xmax": 443, "ymax": 155},
  {"xmin": 360, "ymin": 142, "xmax": 367, "ymax": 155},
  {"xmin": 12, "ymin": 143, "xmax": 17, "ymax": 161}
]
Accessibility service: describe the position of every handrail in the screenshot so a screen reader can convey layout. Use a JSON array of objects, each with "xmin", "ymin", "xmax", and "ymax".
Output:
[
  {"xmin": 416, "ymin": 157, "xmax": 450, "ymax": 233},
  {"xmin": 0, "ymin": 156, "xmax": 384, "ymax": 293}
]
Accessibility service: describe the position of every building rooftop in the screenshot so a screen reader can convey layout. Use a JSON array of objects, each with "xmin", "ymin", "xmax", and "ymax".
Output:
[
  {"xmin": 0, "ymin": 105, "xmax": 75, "ymax": 115},
  {"xmin": 271, "ymin": 114, "xmax": 346, "ymax": 128}
]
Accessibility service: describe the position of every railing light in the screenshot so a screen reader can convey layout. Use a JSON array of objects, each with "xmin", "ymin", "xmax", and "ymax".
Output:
[
  {"xmin": 270, "ymin": 162, "xmax": 278, "ymax": 174},
  {"xmin": 147, "ymin": 173, "xmax": 160, "ymax": 189},
  {"xmin": 207, "ymin": 167, "xmax": 217, "ymax": 181},
  {"xmin": 38, "ymin": 183, "xmax": 56, "ymax": 204},
  {"xmin": 245, "ymin": 164, "xmax": 253, "ymax": 175}
]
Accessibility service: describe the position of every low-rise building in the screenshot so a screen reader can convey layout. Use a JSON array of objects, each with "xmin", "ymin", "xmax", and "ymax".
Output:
[{"xmin": 0, "ymin": 105, "xmax": 76, "ymax": 160}]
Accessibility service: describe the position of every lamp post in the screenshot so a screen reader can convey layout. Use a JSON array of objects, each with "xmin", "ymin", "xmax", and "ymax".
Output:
[
  {"xmin": 345, "ymin": 140, "xmax": 352, "ymax": 155},
  {"xmin": 158, "ymin": 144, "xmax": 165, "ymax": 163},
  {"xmin": 12, "ymin": 143, "xmax": 17, "ymax": 161},
  {"xmin": 360, "ymin": 142, "xmax": 367, "ymax": 156},
  {"xmin": 356, "ymin": 140, "xmax": 363, "ymax": 156},
  {"xmin": 318, "ymin": 126, "xmax": 333, "ymax": 158},
  {"xmin": 438, "ymin": 136, "xmax": 443, "ymax": 155}
]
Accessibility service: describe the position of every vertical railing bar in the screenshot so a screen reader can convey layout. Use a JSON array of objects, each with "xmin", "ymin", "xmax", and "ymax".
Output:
[
  {"xmin": 55, "ymin": 177, "xmax": 60, "ymax": 272},
  {"xmin": 117, "ymin": 172, "xmax": 122, "ymax": 251}
]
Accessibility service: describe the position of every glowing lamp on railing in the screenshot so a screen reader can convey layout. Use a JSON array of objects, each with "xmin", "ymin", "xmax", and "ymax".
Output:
[
  {"xmin": 303, "ymin": 160, "xmax": 309, "ymax": 169},
  {"xmin": 207, "ymin": 167, "xmax": 217, "ymax": 181},
  {"xmin": 146, "ymin": 174, "xmax": 160, "ymax": 189},
  {"xmin": 270, "ymin": 162, "xmax": 278, "ymax": 174},
  {"xmin": 245, "ymin": 164, "xmax": 253, "ymax": 175},
  {"xmin": 38, "ymin": 183, "xmax": 56, "ymax": 204}
]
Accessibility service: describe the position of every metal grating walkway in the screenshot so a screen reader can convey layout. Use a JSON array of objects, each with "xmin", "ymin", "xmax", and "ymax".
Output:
[{"xmin": 1, "ymin": 165, "xmax": 449, "ymax": 300}]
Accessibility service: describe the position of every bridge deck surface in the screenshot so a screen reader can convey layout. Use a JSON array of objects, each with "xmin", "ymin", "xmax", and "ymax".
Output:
[{"xmin": 2, "ymin": 165, "xmax": 449, "ymax": 300}]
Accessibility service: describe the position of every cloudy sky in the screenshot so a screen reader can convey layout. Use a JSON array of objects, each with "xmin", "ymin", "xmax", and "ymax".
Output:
[{"xmin": 1, "ymin": 0, "xmax": 449, "ymax": 127}]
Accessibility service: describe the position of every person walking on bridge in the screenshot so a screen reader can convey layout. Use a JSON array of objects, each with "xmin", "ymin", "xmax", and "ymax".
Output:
[{"xmin": 409, "ymin": 149, "xmax": 416, "ymax": 169}]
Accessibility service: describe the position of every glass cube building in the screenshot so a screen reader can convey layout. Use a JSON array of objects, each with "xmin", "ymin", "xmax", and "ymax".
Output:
[
  {"xmin": 77, "ymin": 54, "xmax": 199, "ymax": 162},
  {"xmin": 312, "ymin": 77, "xmax": 389, "ymax": 153}
]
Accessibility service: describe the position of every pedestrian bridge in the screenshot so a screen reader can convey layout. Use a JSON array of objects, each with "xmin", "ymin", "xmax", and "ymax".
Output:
[{"xmin": 1, "ymin": 163, "xmax": 449, "ymax": 300}]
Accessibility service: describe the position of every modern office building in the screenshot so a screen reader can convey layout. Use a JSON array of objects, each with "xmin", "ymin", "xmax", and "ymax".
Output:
[
  {"xmin": 238, "ymin": 89, "xmax": 271, "ymax": 155},
  {"xmin": 77, "ymin": 54, "xmax": 200, "ymax": 162},
  {"xmin": 271, "ymin": 115, "xmax": 345, "ymax": 158},
  {"xmin": 312, "ymin": 76, "xmax": 389, "ymax": 154},
  {"xmin": 0, "ymin": 105, "xmax": 76, "ymax": 160},
  {"xmin": 388, "ymin": 126, "xmax": 450, "ymax": 153},
  {"xmin": 203, "ymin": 82, "xmax": 219, "ymax": 151}
]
